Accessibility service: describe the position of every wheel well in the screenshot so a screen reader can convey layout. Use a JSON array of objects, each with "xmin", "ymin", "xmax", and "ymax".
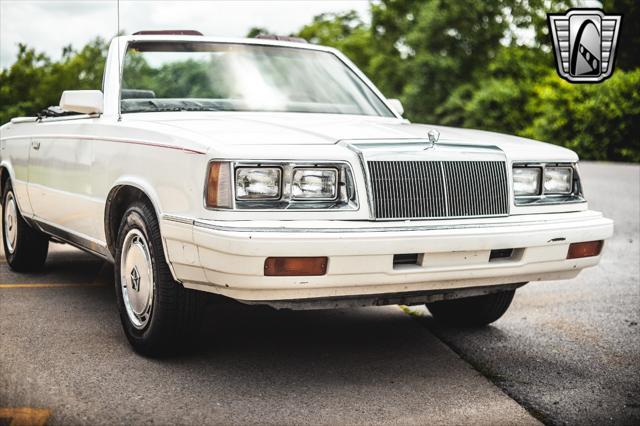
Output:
[
  {"xmin": 0, "ymin": 167, "xmax": 9, "ymax": 196},
  {"xmin": 105, "ymin": 185, "xmax": 156, "ymax": 256}
]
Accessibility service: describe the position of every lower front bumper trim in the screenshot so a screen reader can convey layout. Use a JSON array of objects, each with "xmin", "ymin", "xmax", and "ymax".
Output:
[{"xmin": 236, "ymin": 282, "xmax": 527, "ymax": 310}]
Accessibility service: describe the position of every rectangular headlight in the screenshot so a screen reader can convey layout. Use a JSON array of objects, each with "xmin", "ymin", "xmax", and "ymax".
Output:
[
  {"xmin": 235, "ymin": 167, "xmax": 281, "ymax": 200},
  {"xmin": 292, "ymin": 168, "xmax": 338, "ymax": 200},
  {"xmin": 513, "ymin": 167, "xmax": 541, "ymax": 196},
  {"xmin": 544, "ymin": 167, "xmax": 573, "ymax": 194}
]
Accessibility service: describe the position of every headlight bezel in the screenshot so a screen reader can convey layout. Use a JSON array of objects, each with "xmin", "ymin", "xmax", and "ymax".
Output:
[
  {"xmin": 512, "ymin": 162, "xmax": 584, "ymax": 206},
  {"xmin": 204, "ymin": 160, "xmax": 358, "ymax": 211}
]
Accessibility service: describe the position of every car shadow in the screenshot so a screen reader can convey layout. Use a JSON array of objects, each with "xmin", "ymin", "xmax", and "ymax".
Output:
[
  {"xmin": 2, "ymin": 243, "xmax": 541, "ymax": 424},
  {"xmin": 3, "ymin": 242, "xmax": 509, "ymax": 363}
]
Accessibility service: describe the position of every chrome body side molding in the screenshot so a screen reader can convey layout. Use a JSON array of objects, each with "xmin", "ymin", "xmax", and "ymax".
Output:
[{"xmin": 33, "ymin": 219, "xmax": 113, "ymax": 262}]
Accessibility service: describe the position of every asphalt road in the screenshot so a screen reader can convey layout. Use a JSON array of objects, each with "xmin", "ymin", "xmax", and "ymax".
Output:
[{"xmin": 1, "ymin": 161, "xmax": 638, "ymax": 425}]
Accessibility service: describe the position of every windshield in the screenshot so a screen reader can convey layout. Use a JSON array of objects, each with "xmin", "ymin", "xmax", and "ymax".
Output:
[{"xmin": 120, "ymin": 41, "xmax": 394, "ymax": 117}]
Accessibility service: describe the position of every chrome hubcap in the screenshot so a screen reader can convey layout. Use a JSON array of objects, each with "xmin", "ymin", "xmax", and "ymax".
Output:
[
  {"xmin": 120, "ymin": 229, "xmax": 154, "ymax": 329},
  {"xmin": 4, "ymin": 192, "xmax": 18, "ymax": 254}
]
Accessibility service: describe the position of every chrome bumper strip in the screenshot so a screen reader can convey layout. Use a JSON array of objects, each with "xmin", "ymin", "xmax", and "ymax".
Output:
[{"xmin": 163, "ymin": 213, "xmax": 603, "ymax": 234}]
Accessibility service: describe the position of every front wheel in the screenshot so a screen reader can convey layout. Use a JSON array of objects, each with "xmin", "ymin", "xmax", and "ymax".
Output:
[
  {"xmin": 2, "ymin": 180, "xmax": 48, "ymax": 271},
  {"xmin": 114, "ymin": 201, "xmax": 204, "ymax": 356},
  {"xmin": 426, "ymin": 289, "xmax": 516, "ymax": 327}
]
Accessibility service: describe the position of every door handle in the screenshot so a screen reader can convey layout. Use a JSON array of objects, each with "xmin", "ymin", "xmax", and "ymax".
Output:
[{"xmin": 32, "ymin": 140, "xmax": 41, "ymax": 150}]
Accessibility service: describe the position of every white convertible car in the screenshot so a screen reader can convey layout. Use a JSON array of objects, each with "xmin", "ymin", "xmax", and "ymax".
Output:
[{"xmin": 0, "ymin": 32, "xmax": 613, "ymax": 355}]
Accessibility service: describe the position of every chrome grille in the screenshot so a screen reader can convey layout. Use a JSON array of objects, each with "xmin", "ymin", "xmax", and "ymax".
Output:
[{"xmin": 367, "ymin": 161, "xmax": 509, "ymax": 219}]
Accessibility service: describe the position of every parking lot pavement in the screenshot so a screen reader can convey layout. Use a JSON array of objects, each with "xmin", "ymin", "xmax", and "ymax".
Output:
[
  {"xmin": 0, "ymin": 244, "xmax": 538, "ymax": 425},
  {"xmin": 408, "ymin": 162, "xmax": 640, "ymax": 425},
  {"xmin": 0, "ymin": 161, "xmax": 637, "ymax": 425}
]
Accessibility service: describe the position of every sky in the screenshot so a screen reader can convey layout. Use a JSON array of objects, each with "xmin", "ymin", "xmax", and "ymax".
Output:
[{"xmin": 0, "ymin": 0, "xmax": 371, "ymax": 69}]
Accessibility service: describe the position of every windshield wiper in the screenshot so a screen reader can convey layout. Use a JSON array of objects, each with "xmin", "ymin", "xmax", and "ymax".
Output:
[
  {"xmin": 176, "ymin": 107, "xmax": 221, "ymax": 112},
  {"xmin": 123, "ymin": 106, "xmax": 222, "ymax": 113}
]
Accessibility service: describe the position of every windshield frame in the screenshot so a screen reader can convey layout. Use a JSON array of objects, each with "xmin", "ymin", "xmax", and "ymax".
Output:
[{"xmin": 117, "ymin": 39, "xmax": 398, "ymax": 118}]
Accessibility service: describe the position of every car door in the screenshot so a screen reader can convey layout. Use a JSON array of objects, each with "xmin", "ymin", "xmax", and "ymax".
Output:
[
  {"xmin": 0, "ymin": 129, "xmax": 34, "ymax": 218},
  {"xmin": 27, "ymin": 118, "xmax": 97, "ymax": 242}
]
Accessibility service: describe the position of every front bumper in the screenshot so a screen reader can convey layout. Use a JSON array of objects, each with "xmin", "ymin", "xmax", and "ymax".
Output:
[{"xmin": 161, "ymin": 210, "xmax": 613, "ymax": 304}]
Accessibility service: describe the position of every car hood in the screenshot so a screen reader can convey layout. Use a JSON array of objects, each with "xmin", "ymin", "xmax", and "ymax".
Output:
[{"xmin": 129, "ymin": 112, "xmax": 578, "ymax": 161}]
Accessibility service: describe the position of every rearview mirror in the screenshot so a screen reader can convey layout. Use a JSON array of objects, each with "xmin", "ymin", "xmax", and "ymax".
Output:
[
  {"xmin": 387, "ymin": 98, "xmax": 404, "ymax": 116},
  {"xmin": 59, "ymin": 90, "xmax": 103, "ymax": 114}
]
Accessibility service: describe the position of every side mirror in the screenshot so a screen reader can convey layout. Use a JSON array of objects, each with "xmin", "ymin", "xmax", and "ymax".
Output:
[
  {"xmin": 59, "ymin": 90, "xmax": 103, "ymax": 114},
  {"xmin": 387, "ymin": 98, "xmax": 404, "ymax": 116}
]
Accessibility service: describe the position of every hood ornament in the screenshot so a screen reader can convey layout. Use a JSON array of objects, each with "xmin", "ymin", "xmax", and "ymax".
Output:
[{"xmin": 427, "ymin": 129, "xmax": 440, "ymax": 145}]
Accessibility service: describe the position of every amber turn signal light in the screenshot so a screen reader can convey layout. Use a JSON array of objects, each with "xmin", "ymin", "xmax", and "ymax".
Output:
[
  {"xmin": 206, "ymin": 162, "xmax": 221, "ymax": 207},
  {"xmin": 264, "ymin": 257, "xmax": 328, "ymax": 276},
  {"xmin": 206, "ymin": 162, "xmax": 232, "ymax": 208},
  {"xmin": 567, "ymin": 240, "xmax": 604, "ymax": 259}
]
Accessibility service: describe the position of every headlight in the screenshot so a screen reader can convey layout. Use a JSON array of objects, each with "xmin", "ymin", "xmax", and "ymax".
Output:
[
  {"xmin": 235, "ymin": 167, "xmax": 281, "ymax": 200},
  {"xmin": 512, "ymin": 162, "xmax": 583, "ymax": 206},
  {"xmin": 513, "ymin": 167, "xmax": 541, "ymax": 196},
  {"xmin": 292, "ymin": 168, "xmax": 338, "ymax": 200},
  {"xmin": 543, "ymin": 167, "xmax": 573, "ymax": 194},
  {"xmin": 205, "ymin": 161, "xmax": 357, "ymax": 210}
]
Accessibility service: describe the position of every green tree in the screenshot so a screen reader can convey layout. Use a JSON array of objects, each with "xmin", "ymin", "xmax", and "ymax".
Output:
[
  {"xmin": 297, "ymin": 11, "xmax": 375, "ymax": 73},
  {"xmin": 0, "ymin": 37, "xmax": 108, "ymax": 124},
  {"xmin": 604, "ymin": 0, "xmax": 639, "ymax": 70},
  {"xmin": 342, "ymin": 0, "xmax": 570, "ymax": 124},
  {"xmin": 0, "ymin": 44, "xmax": 51, "ymax": 124},
  {"xmin": 247, "ymin": 27, "xmax": 269, "ymax": 38},
  {"xmin": 523, "ymin": 69, "xmax": 640, "ymax": 162},
  {"xmin": 436, "ymin": 45, "xmax": 550, "ymax": 133},
  {"xmin": 401, "ymin": 1, "xmax": 513, "ymax": 122}
]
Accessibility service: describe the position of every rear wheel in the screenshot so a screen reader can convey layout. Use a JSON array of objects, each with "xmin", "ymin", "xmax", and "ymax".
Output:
[
  {"xmin": 2, "ymin": 180, "xmax": 49, "ymax": 271},
  {"xmin": 426, "ymin": 289, "xmax": 516, "ymax": 327},
  {"xmin": 114, "ymin": 200, "xmax": 204, "ymax": 356}
]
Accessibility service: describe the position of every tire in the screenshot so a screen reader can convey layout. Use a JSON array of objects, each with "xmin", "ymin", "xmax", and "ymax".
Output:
[
  {"xmin": 114, "ymin": 200, "xmax": 204, "ymax": 356},
  {"xmin": 2, "ymin": 180, "xmax": 49, "ymax": 271},
  {"xmin": 426, "ymin": 289, "xmax": 516, "ymax": 327}
]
